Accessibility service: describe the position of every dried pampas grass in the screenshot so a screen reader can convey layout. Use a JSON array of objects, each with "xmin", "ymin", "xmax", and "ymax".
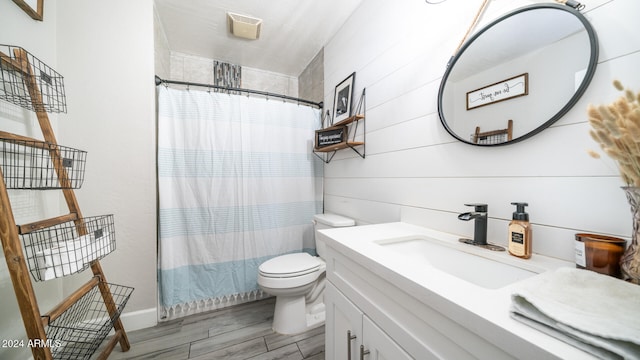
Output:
[{"xmin": 588, "ymin": 81, "xmax": 640, "ymax": 186}]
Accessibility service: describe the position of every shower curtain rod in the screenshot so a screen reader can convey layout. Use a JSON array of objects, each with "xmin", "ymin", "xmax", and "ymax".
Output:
[{"xmin": 155, "ymin": 75, "xmax": 323, "ymax": 108}]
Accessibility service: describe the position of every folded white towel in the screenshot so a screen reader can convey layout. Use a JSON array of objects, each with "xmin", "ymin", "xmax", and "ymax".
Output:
[{"xmin": 511, "ymin": 267, "xmax": 640, "ymax": 359}]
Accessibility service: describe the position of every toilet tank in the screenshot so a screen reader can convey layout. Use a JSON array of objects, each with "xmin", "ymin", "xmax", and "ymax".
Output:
[{"xmin": 313, "ymin": 213, "xmax": 355, "ymax": 258}]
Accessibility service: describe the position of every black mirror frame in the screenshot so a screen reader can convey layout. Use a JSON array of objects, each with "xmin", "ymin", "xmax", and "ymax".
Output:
[{"xmin": 437, "ymin": 3, "xmax": 599, "ymax": 146}]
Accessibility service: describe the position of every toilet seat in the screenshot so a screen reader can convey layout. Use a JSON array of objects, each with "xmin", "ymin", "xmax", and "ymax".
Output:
[
  {"xmin": 258, "ymin": 253, "xmax": 325, "ymax": 289},
  {"xmin": 259, "ymin": 253, "xmax": 321, "ymax": 278}
]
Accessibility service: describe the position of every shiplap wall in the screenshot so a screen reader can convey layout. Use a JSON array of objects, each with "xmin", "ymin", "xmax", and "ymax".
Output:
[{"xmin": 322, "ymin": 0, "xmax": 640, "ymax": 262}]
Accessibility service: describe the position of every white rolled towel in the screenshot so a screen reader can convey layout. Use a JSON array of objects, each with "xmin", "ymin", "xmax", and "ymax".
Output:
[{"xmin": 32, "ymin": 229, "xmax": 113, "ymax": 280}]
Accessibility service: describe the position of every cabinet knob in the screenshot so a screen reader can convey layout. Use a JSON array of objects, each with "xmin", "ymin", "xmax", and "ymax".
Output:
[
  {"xmin": 360, "ymin": 345, "xmax": 370, "ymax": 360},
  {"xmin": 347, "ymin": 330, "xmax": 357, "ymax": 360}
]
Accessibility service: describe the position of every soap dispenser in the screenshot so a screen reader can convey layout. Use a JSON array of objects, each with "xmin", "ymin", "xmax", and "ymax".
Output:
[{"xmin": 508, "ymin": 202, "xmax": 532, "ymax": 259}]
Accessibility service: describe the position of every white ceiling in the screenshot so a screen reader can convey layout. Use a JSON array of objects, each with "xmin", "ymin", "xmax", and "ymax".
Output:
[{"xmin": 154, "ymin": 0, "xmax": 364, "ymax": 77}]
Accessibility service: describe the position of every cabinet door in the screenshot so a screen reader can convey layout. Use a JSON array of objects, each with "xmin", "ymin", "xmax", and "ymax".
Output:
[
  {"xmin": 362, "ymin": 316, "xmax": 413, "ymax": 360},
  {"xmin": 326, "ymin": 282, "xmax": 363, "ymax": 360}
]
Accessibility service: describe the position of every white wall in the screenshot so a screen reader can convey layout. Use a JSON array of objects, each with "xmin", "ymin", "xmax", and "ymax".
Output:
[
  {"xmin": 323, "ymin": 0, "xmax": 639, "ymax": 263},
  {"xmin": 55, "ymin": 0, "xmax": 157, "ymax": 329},
  {"xmin": 0, "ymin": 2, "xmax": 157, "ymax": 356}
]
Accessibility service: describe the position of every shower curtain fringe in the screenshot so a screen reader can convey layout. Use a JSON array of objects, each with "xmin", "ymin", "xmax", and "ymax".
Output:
[
  {"xmin": 155, "ymin": 75, "xmax": 323, "ymax": 109},
  {"xmin": 161, "ymin": 290, "xmax": 269, "ymax": 321}
]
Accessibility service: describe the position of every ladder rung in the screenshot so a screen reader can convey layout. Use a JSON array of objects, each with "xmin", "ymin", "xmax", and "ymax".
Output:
[
  {"xmin": 18, "ymin": 213, "xmax": 78, "ymax": 235},
  {"xmin": 41, "ymin": 276, "xmax": 100, "ymax": 326},
  {"xmin": 0, "ymin": 50, "xmax": 29, "ymax": 74},
  {"xmin": 0, "ymin": 131, "xmax": 56, "ymax": 150}
]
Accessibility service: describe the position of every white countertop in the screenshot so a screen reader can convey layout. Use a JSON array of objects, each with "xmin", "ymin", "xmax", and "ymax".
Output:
[{"xmin": 318, "ymin": 221, "xmax": 598, "ymax": 359}]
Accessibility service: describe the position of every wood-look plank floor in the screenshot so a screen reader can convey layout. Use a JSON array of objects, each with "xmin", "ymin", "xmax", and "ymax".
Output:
[{"xmin": 99, "ymin": 298, "xmax": 325, "ymax": 360}]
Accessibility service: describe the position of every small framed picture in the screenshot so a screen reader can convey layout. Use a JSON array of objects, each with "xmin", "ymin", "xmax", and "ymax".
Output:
[
  {"xmin": 13, "ymin": 0, "xmax": 44, "ymax": 21},
  {"xmin": 12, "ymin": 0, "xmax": 44, "ymax": 21},
  {"xmin": 333, "ymin": 72, "xmax": 355, "ymax": 124}
]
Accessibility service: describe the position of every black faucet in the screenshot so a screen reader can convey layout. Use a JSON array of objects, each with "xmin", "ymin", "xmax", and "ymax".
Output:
[{"xmin": 458, "ymin": 203, "xmax": 488, "ymax": 245}]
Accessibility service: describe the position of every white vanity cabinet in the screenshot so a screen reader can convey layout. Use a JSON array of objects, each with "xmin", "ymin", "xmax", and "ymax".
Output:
[
  {"xmin": 326, "ymin": 282, "xmax": 362, "ymax": 359},
  {"xmin": 321, "ymin": 223, "xmax": 598, "ymax": 360},
  {"xmin": 326, "ymin": 282, "xmax": 412, "ymax": 360},
  {"xmin": 362, "ymin": 312, "xmax": 414, "ymax": 360},
  {"xmin": 323, "ymin": 242, "xmax": 531, "ymax": 360}
]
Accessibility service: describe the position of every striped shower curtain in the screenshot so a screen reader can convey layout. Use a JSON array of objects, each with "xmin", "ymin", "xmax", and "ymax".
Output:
[{"xmin": 157, "ymin": 86, "xmax": 323, "ymax": 320}]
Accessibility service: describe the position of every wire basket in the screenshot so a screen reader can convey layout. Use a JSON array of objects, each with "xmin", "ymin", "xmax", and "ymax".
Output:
[
  {"xmin": 471, "ymin": 132, "xmax": 509, "ymax": 145},
  {"xmin": 46, "ymin": 282, "xmax": 134, "ymax": 360},
  {"xmin": 0, "ymin": 138, "xmax": 87, "ymax": 189},
  {"xmin": 20, "ymin": 215, "xmax": 116, "ymax": 281},
  {"xmin": 0, "ymin": 44, "xmax": 67, "ymax": 113}
]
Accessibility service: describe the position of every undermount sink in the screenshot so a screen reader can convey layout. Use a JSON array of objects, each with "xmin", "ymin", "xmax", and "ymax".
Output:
[{"xmin": 375, "ymin": 235, "xmax": 539, "ymax": 289}]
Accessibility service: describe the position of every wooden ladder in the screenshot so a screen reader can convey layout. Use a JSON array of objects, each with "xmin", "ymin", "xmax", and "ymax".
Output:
[{"xmin": 0, "ymin": 48, "xmax": 130, "ymax": 359}]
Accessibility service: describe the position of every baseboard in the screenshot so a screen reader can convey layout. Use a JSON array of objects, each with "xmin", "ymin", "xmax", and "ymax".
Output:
[{"xmin": 118, "ymin": 307, "xmax": 157, "ymax": 332}]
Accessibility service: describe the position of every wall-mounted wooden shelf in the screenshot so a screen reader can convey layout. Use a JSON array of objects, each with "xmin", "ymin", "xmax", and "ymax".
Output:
[
  {"xmin": 313, "ymin": 89, "xmax": 366, "ymax": 163},
  {"xmin": 332, "ymin": 114, "xmax": 364, "ymax": 127},
  {"xmin": 314, "ymin": 140, "xmax": 365, "ymax": 153}
]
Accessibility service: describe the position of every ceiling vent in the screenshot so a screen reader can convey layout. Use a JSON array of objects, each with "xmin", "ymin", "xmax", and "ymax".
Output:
[{"xmin": 227, "ymin": 12, "xmax": 262, "ymax": 40}]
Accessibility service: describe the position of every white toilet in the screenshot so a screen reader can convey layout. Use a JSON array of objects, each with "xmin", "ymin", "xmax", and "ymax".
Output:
[{"xmin": 257, "ymin": 213, "xmax": 355, "ymax": 335}]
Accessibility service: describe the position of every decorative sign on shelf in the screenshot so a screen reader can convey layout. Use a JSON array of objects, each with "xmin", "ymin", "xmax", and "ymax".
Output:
[
  {"xmin": 315, "ymin": 126, "xmax": 347, "ymax": 149},
  {"xmin": 466, "ymin": 73, "xmax": 528, "ymax": 110}
]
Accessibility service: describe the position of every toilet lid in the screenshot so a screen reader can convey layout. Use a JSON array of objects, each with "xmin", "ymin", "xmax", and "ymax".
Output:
[{"xmin": 259, "ymin": 253, "xmax": 321, "ymax": 278}]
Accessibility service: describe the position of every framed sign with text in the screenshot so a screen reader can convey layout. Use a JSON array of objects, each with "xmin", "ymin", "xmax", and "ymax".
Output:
[
  {"xmin": 315, "ymin": 126, "xmax": 347, "ymax": 149},
  {"xmin": 466, "ymin": 73, "xmax": 528, "ymax": 110}
]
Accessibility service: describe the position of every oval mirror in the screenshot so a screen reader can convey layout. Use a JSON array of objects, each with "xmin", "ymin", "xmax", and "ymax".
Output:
[{"xmin": 438, "ymin": 3, "xmax": 598, "ymax": 146}]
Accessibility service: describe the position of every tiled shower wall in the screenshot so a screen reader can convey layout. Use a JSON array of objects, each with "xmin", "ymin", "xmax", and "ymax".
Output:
[
  {"xmin": 169, "ymin": 52, "xmax": 299, "ymax": 97},
  {"xmin": 299, "ymin": 49, "xmax": 324, "ymax": 104}
]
